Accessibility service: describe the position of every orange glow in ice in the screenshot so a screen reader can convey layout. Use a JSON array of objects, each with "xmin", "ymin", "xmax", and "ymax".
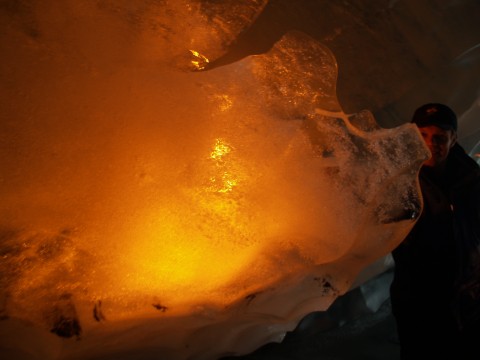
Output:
[
  {"xmin": 210, "ymin": 138, "xmax": 232, "ymax": 160},
  {"xmin": 117, "ymin": 206, "xmax": 262, "ymax": 309},
  {"xmin": 210, "ymin": 139, "xmax": 238, "ymax": 193},
  {"xmin": 112, "ymin": 139, "xmax": 258, "ymax": 308},
  {"xmin": 190, "ymin": 49, "xmax": 210, "ymax": 70}
]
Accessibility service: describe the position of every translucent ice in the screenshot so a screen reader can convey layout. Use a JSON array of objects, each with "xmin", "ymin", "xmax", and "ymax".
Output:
[{"xmin": 0, "ymin": 1, "xmax": 429, "ymax": 359}]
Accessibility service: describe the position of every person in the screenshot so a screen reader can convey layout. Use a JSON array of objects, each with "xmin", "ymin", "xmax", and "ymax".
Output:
[{"xmin": 390, "ymin": 103, "xmax": 480, "ymax": 359}]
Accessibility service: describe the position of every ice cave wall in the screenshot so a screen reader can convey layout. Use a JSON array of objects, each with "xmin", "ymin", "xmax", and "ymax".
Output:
[{"xmin": 1, "ymin": 1, "xmax": 480, "ymax": 360}]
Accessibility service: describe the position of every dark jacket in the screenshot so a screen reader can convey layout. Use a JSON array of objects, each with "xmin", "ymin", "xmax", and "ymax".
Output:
[{"xmin": 390, "ymin": 144, "xmax": 480, "ymax": 329}]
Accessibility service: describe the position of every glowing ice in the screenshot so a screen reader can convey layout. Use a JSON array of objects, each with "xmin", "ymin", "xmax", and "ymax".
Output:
[{"xmin": 0, "ymin": 1, "xmax": 429, "ymax": 359}]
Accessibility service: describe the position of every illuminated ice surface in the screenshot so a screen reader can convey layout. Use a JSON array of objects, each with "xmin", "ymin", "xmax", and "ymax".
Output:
[{"xmin": 0, "ymin": 1, "xmax": 429, "ymax": 359}]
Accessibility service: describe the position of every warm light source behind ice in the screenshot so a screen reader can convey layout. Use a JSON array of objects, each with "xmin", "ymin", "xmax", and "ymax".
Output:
[{"xmin": 0, "ymin": 1, "xmax": 429, "ymax": 359}]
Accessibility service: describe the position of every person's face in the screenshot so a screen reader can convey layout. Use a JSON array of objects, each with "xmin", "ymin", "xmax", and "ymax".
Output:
[{"xmin": 418, "ymin": 125, "xmax": 457, "ymax": 167}]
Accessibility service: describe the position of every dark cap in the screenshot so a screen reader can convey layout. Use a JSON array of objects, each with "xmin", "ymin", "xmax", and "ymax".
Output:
[{"xmin": 411, "ymin": 103, "xmax": 457, "ymax": 131}]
